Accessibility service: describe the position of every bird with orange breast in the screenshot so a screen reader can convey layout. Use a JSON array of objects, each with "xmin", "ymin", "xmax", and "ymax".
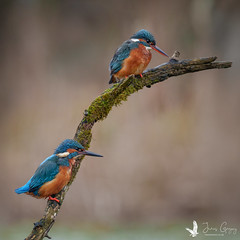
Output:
[
  {"xmin": 109, "ymin": 29, "xmax": 169, "ymax": 84},
  {"xmin": 15, "ymin": 139, "xmax": 103, "ymax": 203}
]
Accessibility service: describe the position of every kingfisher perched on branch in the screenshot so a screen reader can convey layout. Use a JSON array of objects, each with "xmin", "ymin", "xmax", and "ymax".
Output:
[
  {"xmin": 109, "ymin": 29, "xmax": 169, "ymax": 84},
  {"xmin": 15, "ymin": 139, "xmax": 103, "ymax": 203}
]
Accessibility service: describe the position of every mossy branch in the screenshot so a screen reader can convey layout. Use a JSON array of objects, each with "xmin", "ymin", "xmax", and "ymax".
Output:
[{"xmin": 25, "ymin": 53, "xmax": 232, "ymax": 240}]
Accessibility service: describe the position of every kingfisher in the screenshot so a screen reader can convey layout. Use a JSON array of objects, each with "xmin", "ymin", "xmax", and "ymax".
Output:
[
  {"xmin": 109, "ymin": 29, "xmax": 169, "ymax": 84},
  {"xmin": 15, "ymin": 139, "xmax": 103, "ymax": 203}
]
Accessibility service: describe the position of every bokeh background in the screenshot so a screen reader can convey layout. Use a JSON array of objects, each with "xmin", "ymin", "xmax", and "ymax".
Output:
[{"xmin": 0, "ymin": 0, "xmax": 239, "ymax": 239}]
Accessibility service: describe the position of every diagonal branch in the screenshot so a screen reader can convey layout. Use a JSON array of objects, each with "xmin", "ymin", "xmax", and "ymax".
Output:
[{"xmin": 25, "ymin": 53, "xmax": 232, "ymax": 240}]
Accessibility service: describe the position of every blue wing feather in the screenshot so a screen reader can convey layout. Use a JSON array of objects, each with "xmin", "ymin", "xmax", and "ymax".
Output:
[
  {"xmin": 29, "ymin": 161, "xmax": 59, "ymax": 194},
  {"xmin": 15, "ymin": 154, "xmax": 60, "ymax": 196},
  {"xmin": 110, "ymin": 40, "xmax": 138, "ymax": 75},
  {"xmin": 15, "ymin": 179, "xmax": 31, "ymax": 194}
]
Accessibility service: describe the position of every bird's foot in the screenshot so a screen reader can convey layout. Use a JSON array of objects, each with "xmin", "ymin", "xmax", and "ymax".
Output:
[
  {"xmin": 48, "ymin": 196, "xmax": 60, "ymax": 204},
  {"xmin": 135, "ymin": 73, "xmax": 144, "ymax": 79}
]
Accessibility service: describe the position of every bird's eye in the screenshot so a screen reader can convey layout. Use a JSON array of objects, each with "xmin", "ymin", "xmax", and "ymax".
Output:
[{"xmin": 146, "ymin": 39, "xmax": 151, "ymax": 44}]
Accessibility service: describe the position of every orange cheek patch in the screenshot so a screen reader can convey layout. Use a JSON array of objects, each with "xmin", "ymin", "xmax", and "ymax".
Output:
[{"xmin": 67, "ymin": 149, "xmax": 78, "ymax": 153}]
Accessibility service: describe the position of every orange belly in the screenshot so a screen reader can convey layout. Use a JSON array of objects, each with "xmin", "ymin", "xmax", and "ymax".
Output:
[
  {"xmin": 37, "ymin": 166, "xmax": 72, "ymax": 198},
  {"xmin": 115, "ymin": 44, "xmax": 152, "ymax": 79}
]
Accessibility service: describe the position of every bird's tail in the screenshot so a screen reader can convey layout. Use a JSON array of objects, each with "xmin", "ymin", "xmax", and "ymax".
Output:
[
  {"xmin": 15, "ymin": 181, "xmax": 30, "ymax": 194},
  {"xmin": 109, "ymin": 75, "xmax": 117, "ymax": 84}
]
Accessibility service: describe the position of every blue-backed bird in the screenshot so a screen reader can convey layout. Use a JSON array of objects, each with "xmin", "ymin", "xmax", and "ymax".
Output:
[
  {"xmin": 15, "ymin": 139, "xmax": 103, "ymax": 203},
  {"xmin": 109, "ymin": 29, "xmax": 169, "ymax": 84}
]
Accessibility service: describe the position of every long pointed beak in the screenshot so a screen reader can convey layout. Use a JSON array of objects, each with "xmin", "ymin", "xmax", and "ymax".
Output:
[
  {"xmin": 151, "ymin": 45, "xmax": 169, "ymax": 57},
  {"xmin": 81, "ymin": 150, "xmax": 103, "ymax": 157}
]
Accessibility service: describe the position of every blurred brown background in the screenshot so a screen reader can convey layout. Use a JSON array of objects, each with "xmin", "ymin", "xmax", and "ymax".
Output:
[{"xmin": 0, "ymin": 0, "xmax": 239, "ymax": 227}]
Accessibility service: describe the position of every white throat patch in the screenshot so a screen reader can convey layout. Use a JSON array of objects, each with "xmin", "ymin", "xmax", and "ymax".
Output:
[
  {"xmin": 57, "ymin": 152, "xmax": 70, "ymax": 158},
  {"xmin": 131, "ymin": 38, "xmax": 140, "ymax": 42},
  {"xmin": 145, "ymin": 46, "xmax": 152, "ymax": 50}
]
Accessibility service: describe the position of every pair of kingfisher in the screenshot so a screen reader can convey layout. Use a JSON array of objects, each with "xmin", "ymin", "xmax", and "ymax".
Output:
[{"xmin": 15, "ymin": 29, "xmax": 168, "ymax": 203}]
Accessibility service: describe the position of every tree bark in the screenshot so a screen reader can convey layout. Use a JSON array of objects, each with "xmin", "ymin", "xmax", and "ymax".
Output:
[{"xmin": 25, "ymin": 53, "xmax": 232, "ymax": 240}]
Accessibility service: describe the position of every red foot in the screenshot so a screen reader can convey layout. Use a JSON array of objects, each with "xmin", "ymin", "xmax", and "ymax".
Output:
[
  {"xmin": 48, "ymin": 196, "xmax": 60, "ymax": 203},
  {"xmin": 140, "ymin": 73, "xmax": 143, "ymax": 78}
]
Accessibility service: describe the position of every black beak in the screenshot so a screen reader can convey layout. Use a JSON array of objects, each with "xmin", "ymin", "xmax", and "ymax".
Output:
[
  {"xmin": 80, "ymin": 150, "xmax": 103, "ymax": 157},
  {"xmin": 151, "ymin": 45, "xmax": 169, "ymax": 57}
]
